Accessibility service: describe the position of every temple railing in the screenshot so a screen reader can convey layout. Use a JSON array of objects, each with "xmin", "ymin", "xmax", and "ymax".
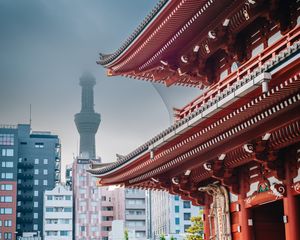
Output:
[{"xmin": 175, "ymin": 26, "xmax": 300, "ymax": 120}]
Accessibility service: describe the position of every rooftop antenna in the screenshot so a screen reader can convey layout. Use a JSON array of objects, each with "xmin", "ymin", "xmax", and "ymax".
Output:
[{"xmin": 29, "ymin": 104, "xmax": 32, "ymax": 127}]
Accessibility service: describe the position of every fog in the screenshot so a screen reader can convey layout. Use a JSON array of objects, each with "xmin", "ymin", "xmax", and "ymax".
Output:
[{"xmin": 0, "ymin": 0, "xmax": 201, "ymax": 180}]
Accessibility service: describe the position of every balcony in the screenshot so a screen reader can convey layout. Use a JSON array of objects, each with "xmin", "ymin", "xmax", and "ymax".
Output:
[
  {"xmin": 125, "ymin": 204, "xmax": 146, "ymax": 209},
  {"xmin": 17, "ymin": 204, "xmax": 33, "ymax": 213},
  {"xmin": 18, "ymin": 194, "xmax": 33, "ymax": 201},
  {"xmin": 18, "ymin": 172, "xmax": 34, "ymax": 179},
  {"xmin": 176, "ymin": 26, "xmax": 300, "ymax": 119},
  {"xmin": 125, "ymin": 214, "xmax": 146, "ymax": 221},
  {"xmin": 18, "ymin": 162, "xmax": 34, "ymax": 169},
  {"xmin": 18, "ymin": 183, "xmax": 33, "ymax": 190},
  {"xmin": 17, "ymin": 216, "xmax": 33, "ymax": 223}
]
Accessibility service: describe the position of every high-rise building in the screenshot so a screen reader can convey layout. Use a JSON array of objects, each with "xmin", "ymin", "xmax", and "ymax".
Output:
[
  {"xmin": 0, "ymin": 124, "xmax": 61, "ymax": 239},
  {"xmin": 17, "ymin": 125, "xmax": 61, "ymax": 239},
  {"xmin": 150, "ymin": 191, "xmax": 201, "ymax": 240},
  {"xmin": 74, "ymin": 72, "xmax": 101, "ymax": 159},
  {"xmin": 43, "ymin": 183, "xmax": 73, "ymax": 240},
  {"xmin": 0, "ymin": 125, "xmax": 18, "ymax": 240}
]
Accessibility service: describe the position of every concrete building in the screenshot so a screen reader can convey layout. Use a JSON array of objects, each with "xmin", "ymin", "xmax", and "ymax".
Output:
[
  {"xmin": 43, "ymin": 183, "xmax": 73, "ymax": 239},
  {"xmin": 17, "ymin": 125, "xmax": 61, "ymax": 238},
  {"xmin": 125, "ymin": 189, "xmax": 148, "ymax": 240},
  {"xmin": 0, "ymin": 124, "xmax": 61, "ymax": 239},
  {"xmin": 150, "ymin": 191, "xmax": 201, "ymax": 240}
]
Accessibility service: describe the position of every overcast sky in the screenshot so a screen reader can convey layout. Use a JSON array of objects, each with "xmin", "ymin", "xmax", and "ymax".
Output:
[{"xmin": 0, "ymin": 0, "xmax": 201, "ymax": 180}]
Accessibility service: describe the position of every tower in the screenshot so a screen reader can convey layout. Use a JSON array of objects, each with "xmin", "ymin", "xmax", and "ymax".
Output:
[{"xmin": 74, "ymin": 72, "xmax": 100, "ymax": 159}]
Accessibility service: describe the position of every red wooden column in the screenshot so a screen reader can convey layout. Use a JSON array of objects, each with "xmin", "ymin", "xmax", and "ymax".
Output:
[
  {"xmin": 203, "ymin": 197, "xmax": 210, "ymax": 240},
  {"xmin": 239, "ymin": 168, "xmax": 252, "ymax": 240},
  {"xmin": 283, "ymin": 152, "xmax": 300, "ymax": 240}
]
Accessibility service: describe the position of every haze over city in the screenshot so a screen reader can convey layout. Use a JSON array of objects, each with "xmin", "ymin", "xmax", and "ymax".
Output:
[{"xmin": 0, "ymin": 0, "xmax": 200, "ymax": 178}]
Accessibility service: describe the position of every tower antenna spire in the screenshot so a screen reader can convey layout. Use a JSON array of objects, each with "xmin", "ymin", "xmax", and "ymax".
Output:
[{"xmin": 29, "ymin": 104, "xmax": 32, "ymax": 126}]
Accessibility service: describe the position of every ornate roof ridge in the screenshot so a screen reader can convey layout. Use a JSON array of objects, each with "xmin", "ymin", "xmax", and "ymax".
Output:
[{"xmin": 97, "ymin": 0, "xmax": 169, "ymax": 66}]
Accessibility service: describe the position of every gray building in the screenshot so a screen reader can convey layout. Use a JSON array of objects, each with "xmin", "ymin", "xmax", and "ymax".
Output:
[{"xmin": 16, "ymin": 124, "xmax": 61, "ymax": 238}]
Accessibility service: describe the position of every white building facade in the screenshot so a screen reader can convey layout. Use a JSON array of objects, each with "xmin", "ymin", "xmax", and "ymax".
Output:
[{"xmin": 43, "ymin": 183, "xmax": 73, "ymax": 240}]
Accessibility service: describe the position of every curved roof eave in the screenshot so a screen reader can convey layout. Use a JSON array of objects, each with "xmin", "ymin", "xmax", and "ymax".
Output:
[{"xmin": 97, "ymin": 0, "xmax": 171, "ymax": 67}]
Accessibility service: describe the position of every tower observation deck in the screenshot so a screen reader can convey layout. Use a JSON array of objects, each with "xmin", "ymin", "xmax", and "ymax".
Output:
[{"xmin": 74, "ymin": 72, "xmax": 100, "ymax": 159}]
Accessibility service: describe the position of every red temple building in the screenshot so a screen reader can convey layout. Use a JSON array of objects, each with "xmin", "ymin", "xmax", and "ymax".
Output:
[{"xmin": 90, "ymin": 0, "xmax": 300, "ymax": 239}]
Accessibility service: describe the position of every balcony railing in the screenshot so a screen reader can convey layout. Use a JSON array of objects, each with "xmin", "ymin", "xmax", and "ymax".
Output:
[
  {"xmin": 18, "ymin": 172, "xmax": 34, "ymax": 179},
  {"xmin": 17, "ymin": 216, "xmax": 33, "ymax": 223},
  {"xmin": 18, "ymin": 183, "xmax": 33, "ymax": 190},
  {"xmin": 17, "ymin": 205, "xmax": 33, "ymax": 213},
  {"xmin": 176, "ymin": 26, "xmax": 300, "ymax": 119},
  {"xmin": 18, "ymin": 162, "xmax": 34, "ymax": 169},
  {"xmin": 18, "ymin": 194, "xmax": 33, "ymax": 201}
]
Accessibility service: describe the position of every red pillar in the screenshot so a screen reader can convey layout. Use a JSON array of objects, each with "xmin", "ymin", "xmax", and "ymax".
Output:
[
  {"xmin": 239, "ymin": 168, "xmax": 252, "ymax": 240},
  {"xmin": 203, "ymin": 203, "xmax": 210, "ymax": 240},
  {"xmin": 283, "ymin": 158, "xmax": 300, "ymax": 240}
]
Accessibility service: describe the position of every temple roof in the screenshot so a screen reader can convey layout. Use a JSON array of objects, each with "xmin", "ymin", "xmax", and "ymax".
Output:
[
  {"xmin": 97, "ymin": 0, "xmax": 254, "ymax": 87},
  {"xmin": 88, "ymin": 32, "xmax": 300, "ymax": 181},
  {"xmin": 98, "ymin": 0, "xmax": 169, "ymax": 66}
]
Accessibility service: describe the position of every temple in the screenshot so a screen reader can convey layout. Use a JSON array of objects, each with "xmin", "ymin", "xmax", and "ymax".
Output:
[{"xmin": 90, "ymin": 0, "xmax": 300, "ymax": 239}]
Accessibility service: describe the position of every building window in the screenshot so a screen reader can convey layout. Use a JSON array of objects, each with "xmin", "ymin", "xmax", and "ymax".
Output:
[
  {"xmin": 46, "ymin": 208, "xmax": 54, "ymax": 212},
  {"xmin": 0, "ymin": 220, "xmax": 2, "ymax": 227},
  {"xmin": 34, "ymin": 180, "xmax": 39, "ymax": 185},
  {"xmin": 34, "ymin": 159, "xmax": 39, "ymax": 164},
  {"xmin": 65, "ymin": 195, "xmax": 71, "ymax": 200},
  {"xmin": 184, "ymin": 213, "xmax": 191, "ymax": 220},
  {"xmin": 43, "ymin": 169, "xmax": 48, "ymax": 175},
  {"xmin": 34, "ymin": 191, "xmax": 39, "ymax": 196},
  {"xmin": 4, "ymin": 220, "xmax": 12, "ymax": 227},
  {"xmin": 0, "ymin": 196, "xmax": 13, "ymax": 203},
  {"xmin": 175, "ymin": 205, "xmax": 180, "ymax": 213},
  {"xmin": 43, "ymin": 159, "xmax": 48, "ymax": 164},
  {"xmin": 33, "ymin": 224, "xmax": 38, "ymax": 231},
  {"xmin": 1, "ymin": 161, "xmax": 13, "ymax": 168},
  {"xmin": 0, "ymin": 134, "xmax": 14, "ymax": 145},
  {"xmin": 64, "ymin": 207, "xmax": 72, "ymax": 212},
  {"xmin": 175, "ymin": 217, "xmax": 180, "ymax": 225},
  {"xmin": 34, "ymin": 202, "xmax": 38, "ymax": 208},
  {"xmin": 34, "ymin": 169, "xmax": 39, "ymax": 175},
  {"xmin": 183, "ymin": 201, "xmax": 191, "ymax": 208},
  {"xmin": 0, "ymin": 184, "xmax": 13, "ymax": 191},
  {"xmin": 1, "ymin": 149, "xmax": 14, "ymax": 156},
  {"xmin": 0, "ymin": 208, "xmax": 13, "ymax": 215},
  {"xmin": 184, "ymin": 224, "xmax": 191, "ymax": 232},
  {"xmin": 34, "ymin": 213, "xmax": 38, "ymax": 219},
  {"xmin": 176, "ymin": 230, "xmax": 180, "ymax": 234},
  {"xmin": 1, "ymin": 172, "xmax": 13, "ymax": 179},
  {"xmin": 4, "ymin": 232, "xmax": 12, "ymax": 239},
  {"xmin": 46, "ymin": 231, "xmax": 58, "ymax": 236},
  {"xmin": 80, "ymin": 226, "xmax": 86, "ymax": 232},
  {"xmin": 174, "ymin": 195, "xmax": 180, "ymax": 201},
  {"xmin": 60, "ymin": 231, "xmax": 69, "ymax": 236},
  {"xmin": 47, "ymin": 196, "xmax": 53, "ymax": 200},
  {"xmin": 43, "ymin": 180, "xmax": 48, "ymax": 186},
  {"xmin": 35, "ymin": 142, "xmax": 44, "ymax": 148}
]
